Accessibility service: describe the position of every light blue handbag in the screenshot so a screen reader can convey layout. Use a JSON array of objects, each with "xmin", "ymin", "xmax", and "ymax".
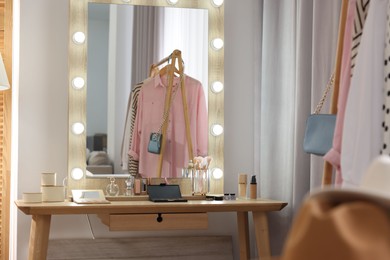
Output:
[
  {"xmin": 303, "ymin": 114, "xmax": 336, "ymax": 156},
  {"xmin": 303, "ymin": 73, "xmax": 336, "ymax": 156}
]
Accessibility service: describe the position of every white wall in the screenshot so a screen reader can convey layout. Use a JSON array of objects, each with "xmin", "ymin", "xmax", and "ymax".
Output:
[{"xmin": 15, "ymin": 0, "xmax": 261, "ymax": 259}]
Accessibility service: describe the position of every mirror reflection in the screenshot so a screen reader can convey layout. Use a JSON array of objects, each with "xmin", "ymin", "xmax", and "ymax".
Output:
[
  {"xmin": 86, "ymin": 4, "xmax": 209, "ymax": 178},
  {"xmin": 68, "ymin": 0, "xmax": 224, "ymax": 195}
]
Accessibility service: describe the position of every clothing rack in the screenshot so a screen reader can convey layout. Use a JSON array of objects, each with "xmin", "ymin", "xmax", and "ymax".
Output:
[
  {"xmin": 322, "ymin": 0, "xmax": 349, "ymax": 186},
  {"xmin": 151, "ymin": 50, "xmax": 194, "ymax": 178}
]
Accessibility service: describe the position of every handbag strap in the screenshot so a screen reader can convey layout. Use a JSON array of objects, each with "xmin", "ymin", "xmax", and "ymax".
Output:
[
  {"xmin": 314, "ymin": 73, "xmax": 335, "ymax": 114},
  {"xmin": 156, "ymin": 72, "xmax": 181, "ymax": 134}
]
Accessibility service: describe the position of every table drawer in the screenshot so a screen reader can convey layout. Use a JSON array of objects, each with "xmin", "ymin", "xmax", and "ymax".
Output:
[{"xmin": 99, "ymin": 213, "xmax": 208, "ymax": 231}]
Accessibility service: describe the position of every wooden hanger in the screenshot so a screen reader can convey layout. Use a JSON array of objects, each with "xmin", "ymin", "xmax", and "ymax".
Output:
[
  {"xmin": 153, "ymin": 49, "xmax": 193, "ymax": 178},
  {"xmin": 158, "ymin": 63, "xmax": 180, "ymax": 77},
  {"xmin": 149, "ymin": 49, "xmax": 184, "ymax": 77}
]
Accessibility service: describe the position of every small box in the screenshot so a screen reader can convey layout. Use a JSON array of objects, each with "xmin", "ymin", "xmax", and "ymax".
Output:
[
  {"xmin": 41, "ymin": 186, "xmax": 65, "ymax": 202},
  {"xmin": 22, "ymin": 192, "xmax": 42, "ymax": 203},
  {"xmin": 41, "ymin": 172, "xmax": 57, "ymax": 186}
]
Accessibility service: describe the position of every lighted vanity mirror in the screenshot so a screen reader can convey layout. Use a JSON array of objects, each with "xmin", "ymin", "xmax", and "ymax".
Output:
[{"xmin": 68, "ymin": 0, "xmax": 224, "ymax": 196}]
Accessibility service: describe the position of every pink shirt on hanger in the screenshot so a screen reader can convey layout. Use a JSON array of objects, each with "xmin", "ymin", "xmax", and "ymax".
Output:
[
  {"xmin": 324, "ymin": 0, "xmax": 356, "ymax": 184},
  {"xmin": 129, "ymin": 73, "xmax": 208, "ymax": 178}
]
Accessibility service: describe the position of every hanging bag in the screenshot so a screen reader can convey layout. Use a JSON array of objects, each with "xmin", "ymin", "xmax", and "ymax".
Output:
[{"xmin": 303, "ymin": 73, "xmax": 336, "ymax": 156}]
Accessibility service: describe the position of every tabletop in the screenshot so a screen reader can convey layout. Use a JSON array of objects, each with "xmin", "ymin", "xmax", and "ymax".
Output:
[{"xmin": 15, "ymin": 198, "xmax": 288, "ymax": 215}]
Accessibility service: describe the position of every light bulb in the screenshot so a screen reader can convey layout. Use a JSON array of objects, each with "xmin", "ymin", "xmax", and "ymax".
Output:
[
  {"xmin": 71, "ymin": 168, "xmax": 84, "ymax": 180},
  {"xmin": 211, "ymin": 38, "xmax": 224, "ymax": 50},
  {"xmin": 211, "ymin": 168, "xmax": 223, "ymax": 179},
  {"xmin": 72, "ymin": 77, "xmax": 85, "ymax": 89},
  {"xmin": 212, "ymin": 0, "xmax": 224, "ymax": 7},
  {"xmin": 72, "ymin": 122, "xmax": 85, "ymax": 135},
  {"xmin": 211, "ymin": 124, "xmax": 223, "ymax": 136},
  {"xmin": 72, "ymin": 32, "xmax": 86, "ymax": 44},
  {"xmin": 211, "ymin": 81, "xmax": 224, "ymax": 93}
]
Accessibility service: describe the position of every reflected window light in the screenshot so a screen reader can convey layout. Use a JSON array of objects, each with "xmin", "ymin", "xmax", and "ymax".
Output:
[
  {"xmin": 211, "ymin": 38, "xmax": 224, "ymax": 50},
  {"xmin": 72, "ymin": 77, "xmax": 85, "ymax": 90},
  {"xmin": 211, "ymin": 81, "xmax": 224, "ymax": 93},
  {"xmin": 211, "ymin": 124, "xmax": 223, "ymax": 136},
  {"xmin": 72, "ymin": 122, "xmax": 85, "ymax": 135},
  {"xmin": 71, "ymin": 168, "xmax": 84, "ymax": 180},
  {"xmin": 167, "ymin": 0, "xmax": 179, "ymax": 5},
  {"xmin": 211, "ymin": 0, "xmax": 224, "ymax": 7},
  {"xmin": 72, "ymin": 32, "xmax": 86, "ymax": 44},
  {"xmin": 211, "ymin": 168, "xmax": 223, "ymax": 180}
]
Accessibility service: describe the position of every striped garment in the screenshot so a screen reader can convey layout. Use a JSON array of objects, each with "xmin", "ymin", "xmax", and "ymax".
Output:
[
  {"xmin": 121, "ymin": 82, "xmax": 143, "ymax": 176},
  {"xmin": 350, "ymin": 0, "xmax": 370, "ymax": 76}
]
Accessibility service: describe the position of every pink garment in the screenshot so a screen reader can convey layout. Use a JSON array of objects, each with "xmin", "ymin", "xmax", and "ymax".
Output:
[
  {"xmin": 324, "ymin": 0, "xmax": 356, "ymax": 184},
  {"xmin": 129, "ymin": 73, "xmax": 208, "ymax": 178}
]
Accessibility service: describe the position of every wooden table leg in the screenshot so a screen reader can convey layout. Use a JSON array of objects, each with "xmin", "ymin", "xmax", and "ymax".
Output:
[
  {"xmin": 237, "ymin": 211, "xmax": 250, "ymax": 260},
  {"xmin": 29, "ymin": 215, "xmax": 51, "ymax": 260},
  {"xmin": 252, "ymin": 212, "xmax": 271, "ymax": 260}
]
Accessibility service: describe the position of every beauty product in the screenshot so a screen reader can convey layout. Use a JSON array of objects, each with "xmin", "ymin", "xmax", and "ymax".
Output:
[
  {"xmin": 41, "ymin": 172, "xmax": 57, "ymax": 186},
  {"xmin": 125, "ymin": 175, "xmax": 135, "ymax": 196},
  {"xmin": 249, "ymin": 175, "xmax": 257, "ymax": 199},
  {"xmin": 105, "ymin": 177, "xmax": 120, "ymax": 196},
  {"xmin": 22, "ymin": 192, "xmax": 42, "ymax": 203},
  {"xmin": 41, "ymin": 186, "xmax": 65, "ymax": 202},
  {"xmin": 141, "ymin": 179, "xmax": 148, "ymax": 195},
  {"xmin": 238, "ymin": 173, "xmax": 247, "ymax": 198},
  {"xmin": 134, "ymin": 178, "xmax": 141, "ymax": 195}
]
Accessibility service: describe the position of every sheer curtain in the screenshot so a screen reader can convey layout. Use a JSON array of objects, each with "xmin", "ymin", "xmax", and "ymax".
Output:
[
  {"xmin": 155, "ymin": 7, "xmax": 209, "ymax": 101},
  {"xmin": 131, "ymin": 6, "xmax": 208, "ymax": 100},
  {"xmin": 254, "ymin": 0, "xmax": 342, "ymax": 254}
]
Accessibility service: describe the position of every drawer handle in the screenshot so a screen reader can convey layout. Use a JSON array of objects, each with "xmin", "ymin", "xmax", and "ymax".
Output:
[{"xmin": 156, "ymin": 213, "xmax": 163, "ymax": 223}]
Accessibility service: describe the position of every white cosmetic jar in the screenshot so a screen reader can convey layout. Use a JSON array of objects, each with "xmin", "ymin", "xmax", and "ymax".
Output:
[
  {"xmin": 41, "ymin": 186, "xmax": 65, "ymax": 202},
  {"xmin": 22, "ymin": 192, "xmax": 42, "ymax": 203},
  {"xmin": 41, "ymin": 172, "xmax": 57, "ymax": 186}
]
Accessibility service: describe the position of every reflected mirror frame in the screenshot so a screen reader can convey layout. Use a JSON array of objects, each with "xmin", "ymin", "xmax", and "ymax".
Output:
[{"xmin": 68, "ymin": 0, "xmax": 224, "ymax": 195}]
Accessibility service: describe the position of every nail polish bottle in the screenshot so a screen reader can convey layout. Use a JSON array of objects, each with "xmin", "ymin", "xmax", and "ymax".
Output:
[{"xmin": 249, "ymin": 175, "xmax": 257, "ymax": 199}]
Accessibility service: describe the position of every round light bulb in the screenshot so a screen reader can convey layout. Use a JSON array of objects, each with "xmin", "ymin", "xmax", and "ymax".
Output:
[
  {"xmin": 211, "ymin": 168, "xmax": 223, "ymax": 180},
  {"xmin": 167, "ymin": 0, "xmax": 179, "ymax": 5},
  {"xmin": 212, "ymin": 0, "xmax": 224, "ymax": 7},
  {"xmin": 211, "ymin": 124, "xmax": 223, "ymax": 136},
  {"xmin": 71, "ymin": 168, "xmax": 84, "ymax": 180},
  {"xmin": 122, "ymin": 0, "xmax": 131, "ymax": 2},
  {"xmin": 72, "ymin": 122, "xmax": 85, "ymax": 135},
  {"xmin": 72, "ymin": 32, "xmax": 86, "ymax": 44},
  {"xmin": 72, "ymin": 77, "xmax": 85, "ymax": 89},
  {"xmin": 211, "ymin": 38, "xmax": 224, "ymax": 50},
  {"xmin": 211, "ymin": 81, "xmax": 224, "ymax": 93}
]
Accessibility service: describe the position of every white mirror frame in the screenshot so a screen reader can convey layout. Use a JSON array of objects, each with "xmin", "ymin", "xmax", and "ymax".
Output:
[{"xmin": 68, "ymin": 0, "xmax": 224, "ymax": 195}]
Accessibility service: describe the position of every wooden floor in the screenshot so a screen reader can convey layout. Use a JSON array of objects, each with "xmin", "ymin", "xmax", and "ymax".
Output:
[{"xmin": 47, "ymin": 236, "xmax": 233, "ymax": 260}]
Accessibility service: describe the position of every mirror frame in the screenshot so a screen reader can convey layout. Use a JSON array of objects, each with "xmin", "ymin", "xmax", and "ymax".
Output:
[{"xmin": 68, "ymin": 0, "xmax": 224, "ymax": 195}]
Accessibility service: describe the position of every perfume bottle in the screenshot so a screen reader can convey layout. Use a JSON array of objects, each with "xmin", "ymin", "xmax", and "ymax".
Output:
[
  {"xmin": 125, "ymin": 175, "xmax": 135, "ymax": 196},
  {"xmin": 106, "ymin": 177, "xmax": 120, "ymax": 196}
]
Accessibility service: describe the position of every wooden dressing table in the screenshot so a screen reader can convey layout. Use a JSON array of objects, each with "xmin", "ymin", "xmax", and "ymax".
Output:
[{"xmin": 16, "ymin": 198, "xmax": 287, "ymax": 260}]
